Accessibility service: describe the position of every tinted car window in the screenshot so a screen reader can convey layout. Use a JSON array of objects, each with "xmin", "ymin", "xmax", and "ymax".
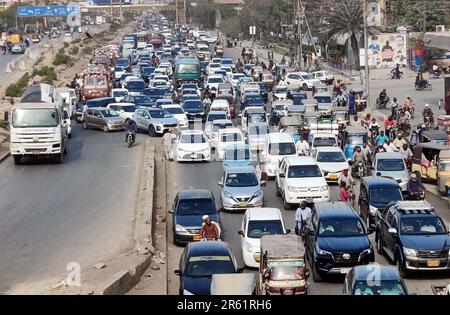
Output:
[
  {"xmin": 268, "ymin": 142, "xmax": 296, "ymax": 155},
  {"xmin": 317, "ymin": 151, "xmax": 346, "ymax": 162},
  {"xmin": 247, "ymin": 220, "xmax": 284, "ymax": 238},
  {"xmin": 400, "ymin": 217, "xmax": 446, "ymax": 235},
  {"xmin": 225, "ymin": 172, "xmax": 258, "ymax": 187},
  {"xmin": 354, "ymin": 280, "xmax": 406, "ymax": 295},
  {"xmin": 318, "ymin": 218, "xmax": 365, "ymax": 237},
  {"xmin": 378, "ymin": 159, "xmax": 405, "ymax": 171},
  {"xmin": 186, "ymin": 256, "xmax": 234, "ymax": 276},
  {"xmin": 176, "ymin": 198, "xmax": 216, "ymax": 216},
  {"xmin": 288, "ymin": 165, "xmax": 322, "ymax": 178}
]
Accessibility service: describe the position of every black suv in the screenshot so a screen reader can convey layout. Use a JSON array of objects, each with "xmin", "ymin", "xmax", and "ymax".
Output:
[
  {"xmin": 375, "ymin": 200, "xmax": 450, "ymax": 277},
  {"xmin": 306, "ymin": 202, "xmax": 374, "ymax": 282}
]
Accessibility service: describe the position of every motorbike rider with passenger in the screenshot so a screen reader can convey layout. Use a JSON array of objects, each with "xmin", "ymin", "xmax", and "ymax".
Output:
[
  {"xmin": 124, "ymin": 118, "xmax": 138, "ymax": 143},
  {"xmin": 422, "ymin": 104, "xmax": 434, "ymax": 125},
  {"xmin": 384, "ymin": 116, "xmax": 396, "ymax": 139},
  {"xmin": 378, "ymin": 89, "xmax": 389, "ymax": 107}
]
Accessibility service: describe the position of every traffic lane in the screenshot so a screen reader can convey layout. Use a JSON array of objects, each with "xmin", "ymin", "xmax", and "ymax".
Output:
[{"xmin": 0, "ymin": 123, "xmax": 143, "ymax": 292}]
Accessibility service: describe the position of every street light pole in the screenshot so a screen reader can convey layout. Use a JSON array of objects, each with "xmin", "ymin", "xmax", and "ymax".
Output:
[
  {"xmin": 297, "ymin": 0, "xmax": 302, "ymax": 68},
  {"xmin": 363, "ymin": 0, "xmax": 370, "ymax": 103}
]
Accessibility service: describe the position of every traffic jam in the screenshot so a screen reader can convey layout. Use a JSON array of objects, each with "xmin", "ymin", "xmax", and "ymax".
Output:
[{"xmin": 65, "ymin": 12, "xmax": 450, "ymax": 295}]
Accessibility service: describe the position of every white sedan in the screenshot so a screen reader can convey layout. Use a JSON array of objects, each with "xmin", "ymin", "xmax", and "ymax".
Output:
[
  {"xmin": 313, "ymin": 146, "xmax": 350, "ymax": 182},
  {"xmin": 161, "ymin": 104, "xmax": 189, "ymax": 128},
  {"xmin": 174, "ymin": 130, "xmax": 211, "ymax": 162}
]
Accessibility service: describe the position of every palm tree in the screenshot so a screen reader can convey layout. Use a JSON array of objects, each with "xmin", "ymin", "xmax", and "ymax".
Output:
[{"xmin": 325, "ymin": 0, "xmax": 367, "ymax": 69}]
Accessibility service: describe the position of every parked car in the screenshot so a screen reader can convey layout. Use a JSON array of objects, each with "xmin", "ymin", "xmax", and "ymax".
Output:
[
  {"xmin": 307, "ymin": 202, "xmax": 375, "ymax": 282},
  {"xmin": 175, "ymin": 241, "xmax": 241, "ymax": 295},
  {"xmin": 170, "ymin": 189, "xmax": 219, "ymax": 245},
  {"xmin": 375, "ymin": 200, "xmax": 450, "ymax": 277},
  {"xmin": 132, "ymin": 108, "xmax": 178, "ymax": 136},
  {"xmin": 82, "ymin": 107, "xmax": 124, "ymax": 132}
]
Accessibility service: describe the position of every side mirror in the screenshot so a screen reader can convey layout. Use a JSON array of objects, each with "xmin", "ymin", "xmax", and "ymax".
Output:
[
  {"xmin": 174, "ymin": 269, "xmax": 182, "ymax": 276},
  {"xmin": 388, "ymin": 227, "xmax": 397, "ymax": 235},
  {"xmin": 168, "ymin": 209, "xmax": 174, "ymax": 214},
  {"xmin": 285, "ymin": 229, "xmax": 291, "ymax": 234},
  {"xmin": 238, "ymin": 230, "xmax": 244, "ymax": 236},
  {"xmin": 217, "ymin": 181, "xmax": 223, "ymax": 186},
  {"xmin": 260, "ymin": 180, "xmax": 267, "ymax": 187}
]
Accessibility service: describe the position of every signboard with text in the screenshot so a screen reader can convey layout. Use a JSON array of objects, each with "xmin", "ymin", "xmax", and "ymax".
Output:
[{"xmin": 17, "ymin": 6, "xmax": 79, "ymax": 17}]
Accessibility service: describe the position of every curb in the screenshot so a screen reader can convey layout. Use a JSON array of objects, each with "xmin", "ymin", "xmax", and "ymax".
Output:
[{"xmin": 0, "ymin": 150, "xmax": 9, "ymax": 163}]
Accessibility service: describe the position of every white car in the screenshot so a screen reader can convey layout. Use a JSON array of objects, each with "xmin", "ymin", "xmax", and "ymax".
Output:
[
  {"xmin": 114, "ymin": 66, "xmax": 126, "ymax": 80},
  {"xmin": 211, "ymin": 58, "xmax": 222, "ymax": 64},
  {"xmin": 272, "ymin": 85, "xmax": 288, "ymax": 101},
  {"xmin": 210, "ymin": 99, "xmax": 230, "ymax": 116},
  {"xmin": 121, "ymin": 75, "xmax": 141, "ymax": 88},
  {"xmin": 204, "ymin": 111, "xmax": 228, "ymax": 138},
  {"xmin": 162, "ymin": 44, "xmax": 172, "ymax": 52},
  {"xmin": 161, "ymin": 104, "xmax": 189, "ymax": 128},
  {"xmin": 111, "ymin": 88, "xmax": 128, "ymax": 102},
  {"xmin": 107, "ymin": 103, "xmax": 139, "ymax": 119},
  {"xmin": 285, "ymin": 72, "xmax": 321, "ymax": 91},
  {"xmin": 210, "ymin": 119, "xmax": 234, "ymax": 147},
  {"xmin": 310, "ymin": 133, "xmax": 339, "ymax": 156},
  {"xmin": 158, "ymin": 64, "xmax": 173, "ymax": 76},
  {"xmin": 239, "ymin": 208, "xmax": 287, "ymax": 268},
  {"xmin": 207, "ymin": 63, "xmax": 222, "ymax": 76},
  {"xmin": 261, "ymin": 133, "xmax": 297, "ymax": 178},
  {"xmin": 221, "ymin": 67, "xmax": 233, "ymax": 80},
  {"xmin": 152, "ymin": 75, "xmax": 171, "ymax": 86},
  {"xmin": 312, "ymin": 70, "xmax": 335, "ymax": 85},
  {"xmin": 205, "ymin": 74, "xmax": 225, "ymax": 92},
  {"xmin": 132, "ymin": 108, "xmax": 178, "ymax": 136},
  {"xmin": 313, "ymin": 147, "xmax": 349, "ymax": 182},
  {"xmin": 150, "ymin": 79, "xmax": 171, "ymax": 89},
  {"xmin": 247, "ymin": 122, "xmax": 270, "ymax": 152},
  {"xmin": 231, "ymin": 73, "xmax": 246, "ymax": 89},
  {"xmin": 276, "ymin": 156, "xmax": 330, "ymax": 209},
  {"xmin": 217, "ymin": 128, "xmax": 245, "ymax": 160},
  {"xmin": 175, "ymin": 130, "xmax": 211, "ymax": 162}
]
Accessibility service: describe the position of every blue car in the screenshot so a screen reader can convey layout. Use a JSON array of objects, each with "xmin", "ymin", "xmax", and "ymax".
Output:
[
  {"xmin": 241, "ymin": 93, "xmax": 265, "ymax": 111},
  {"xmin": 116, "ymin": 58, "xmax": 130, "ymax": 69},
  {"xmin": 122, "ymin": 95, "xmax": 156, "ymax": 108},
  {"xmin": 125, "ymin": 80, "xmax": 146, "ymax": 95},
  {"xmin": 175, "ymin": 241, "xmax": 241, "ymax": 295}
]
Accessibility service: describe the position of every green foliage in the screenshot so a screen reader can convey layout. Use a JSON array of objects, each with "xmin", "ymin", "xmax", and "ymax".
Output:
[
  {"xmin": 70, "ymin": 46, "xmax": 79, "ymax": 55},
  {"xmin": 5, "ymin": 73, "xmax": 29, "ymax": 97},
  {"xmin": 32, "ymin": 66, "xmax": 57, "ymax": 83},
  {"xmin": 73, "ymin": 38, "xmax": 82, "ymax": 44},
  {"xmin": 82, "ymin": 46, "xmax": 93, "ymax": 55},
  {"xmin": 53, "ymin": 52, "xmax": 72, "ymax": 66},
  {"xmin": 58, "ymin": 48, "xmax": 65, "ymax": 54},
  {"xmin": 63, "ymin": 42, "xmax": 69, "ymax": 48}
]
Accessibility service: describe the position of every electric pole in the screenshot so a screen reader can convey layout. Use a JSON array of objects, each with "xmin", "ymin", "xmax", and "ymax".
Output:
[
  {"xmin": 296, "ymin": 0, "xmax": 303, "ymax": 68},
  {"xmin": 363, "ymin": 0, "xmax": 370, "ymax": 103}
]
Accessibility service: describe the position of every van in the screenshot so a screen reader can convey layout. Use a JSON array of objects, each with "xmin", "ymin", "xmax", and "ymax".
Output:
[{"xmin": 261, "ymin": 133, "xmax": 297, "ymax": 177}]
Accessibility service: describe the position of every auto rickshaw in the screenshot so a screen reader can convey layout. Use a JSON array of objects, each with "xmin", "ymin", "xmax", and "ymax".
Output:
[
  {"xmin": 353, "ymin": 89, "xmax": 367, "ymax": 112},
  {"xmin": 420, "ymin": 129, "xmax": 449, "ymax": 145},
  {"xmin": 411, "ymin": 143, "xmax": 450, "ymax": 193},
  {"xmin": 342, "ymin": 126, "xmax": 368, "ymax": 159},
  {"xmin": 258, "ymin": 235, "xmax": 309, "ymax": 295},
  {"xmin": 332, "ymin": 107, "xmax": 349, "ymax": 125},
  {"xmin": 211, "ymin": 273, "xmax": 257, "ymax": 295}
]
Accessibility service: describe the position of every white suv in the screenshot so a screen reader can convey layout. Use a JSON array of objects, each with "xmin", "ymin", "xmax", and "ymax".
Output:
[
  {"xmin": 261, "ymin": 133, "xmax": 297, "ymax": 178},
  {"xmin": 285, "ymin": 72, "xmax": 321, "ymax": 91},
  {"xmin": 275, "ymin": 156, "xmax": 330, "ymax": 209}
]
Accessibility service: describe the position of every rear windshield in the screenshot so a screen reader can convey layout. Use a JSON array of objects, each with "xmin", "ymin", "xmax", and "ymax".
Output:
[
  {"xmin": 110, "ymin": 105, "xmax": 137, "ymax": 112},
  {"xmin": 377, "ymin": 159, "xmax": 405, "ymax": 172},
  {"xmin": 208, "ymin": 113, "xmax": 227, "ymax": 122},
  {"xmin": 221, "ymin": 132, "xmax": 242, "ymax": 142},
  {"xmin": 176, "ymin": 198, "xmax": 216, "ymax": 216},
  {"xmin": 268, "ymin": 142, "xmax": 296, "ymax": 155},
  {"xmin": 180, "ymin": 134, "xmax": 207, "ymax": 143},
  {"xmin": 313, "ymin": 137, "xmax": 337, "ymax": 147},
  {"xmin": 247, "ymin": 220, "xmax": 284, "ymax": 238}
]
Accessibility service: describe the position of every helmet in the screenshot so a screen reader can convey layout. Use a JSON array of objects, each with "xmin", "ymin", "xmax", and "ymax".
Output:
[
  {"xmin": 410, "ymin": 173, "xmax": 418, "ymax": 181},
  {"xmin": 425, "ymin": 104, "xmax": 430, "ymax": 108},
  {"xmin": 421, "ymin": 124, "xmax": 426, "ymax": 128}
]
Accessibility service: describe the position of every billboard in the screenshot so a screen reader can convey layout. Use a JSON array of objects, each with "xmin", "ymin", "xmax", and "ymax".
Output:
[
  {"xmin": 366, "ymin": 33, "xmax": 408, "ymax": 69},
  {"xmin": 17, "ymin": 6, "xmax": 79, "ymax": 17}
]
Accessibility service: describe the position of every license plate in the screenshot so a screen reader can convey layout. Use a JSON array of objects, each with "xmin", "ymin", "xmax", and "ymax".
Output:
[
  {"xmin": 329, "ymin": 174, "xmax": 337, "ymax": 180},
  {"xmin": 193, "ymin": 235, "xmax": 201, "ymax": 241},
  {"xmin": 239, "ymin": 203, "xmax": 248, "ymax": 207},
  {"xmin": 427, "ymin": 260, "xmax": 440, "ymax": 267},
  {"xmin": 340, "ymin": 268, "xmax": 351, "ymax": 274}
]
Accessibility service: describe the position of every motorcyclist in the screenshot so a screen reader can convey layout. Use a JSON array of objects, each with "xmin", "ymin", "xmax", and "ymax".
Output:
[
  {"xmin": 384, "ymin": 116, "xmax": 396, "ymax": 139},
  {"xmin": 378, "ymin": 89, "xmax": 389, "ymax": 107},
  {"xmin": 375, "ymin": 130, "xmax": 389, "ymax": 147},
  {"xmin": 406, "ymin": 173, "xmax": 425, "ymax": 197},
  {"xmin": 236, "ymin": 58, "xmax": 243, "ymax": 71},
  {"xmin": 415, "ymin": 72, "xmax": 428, "ymax": 88},
  {"xmin": 352, "ymin": 146, "xmax": 366, "ymax": 175},
  {"xmin": 335, "ymin": 91, "xmax": 347, "ymax": 107},
  {"xmin": 200, "ymin": 215, "xmax": 220, "ymax": 240},
  {"xmin": 391, "ymin": 64, "xmax": 401, "ymax": 79},
  {"xmin": 422, "ymin": 104, "xmax": 434, "ymax": 125},
  {"xmin": 296, "ymin": 136, "xmax": 310, "ymax": 156},
  {"xmin": 295, "ymin": 201, "xmax": 312, "ymax": 240},
  {"xmin": 124, "ymin": 118, "xmax": 138, "ymax": 143},
  {"xmin": 392, "ymin": 133, "xmax": 407, "ymax": 150},
  {"xmin": 389, "ymin": 97, "xmax": 399, "ymax": 116},
  {"xmin": 361, "ymin": 142, "xmax": 372, "ymax": 165},
  {"xmin": 338, "ymin": 168, "xmax": 355, "ymax": 188}
]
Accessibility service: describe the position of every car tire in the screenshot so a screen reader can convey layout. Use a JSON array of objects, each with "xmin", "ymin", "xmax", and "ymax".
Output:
[
  {"xmin": 427, "ymin": 84, "xmax": 432, "ymax": 91},
  {"xmin": 275, "ymin": 180, "xmax": 281, "ymax": 197},
  {"xmin": 283, "ymin": 198, "xmax": 291, "ymax": 210},
  {"xmin": 312, "ymin": 262, "xmax": 322, "ymax": 282},
  {"xmin": 13, "ymin": 155, "xmax": 22, "ymax": 165},
  {"xmin": 82, "ymin": 121, "xmax": 88, "ymax": 129},
  {"xmin": 376, "ymin": 233, "xmax": 384, "ymax": 255},
  {"xmin": 302, "ymin": 83, "xmax": 308, "ymax": 91},
  {"xmin": 54, "ymin": 152, "xmax": 64, "ymax": 164},
  {"xmin": 395, "ymin": 253, "xmax": 409, "ymax": 278},
  {"xmin": 149, "ymin": 125, "xmax": 156, "ymax": 137},
  {"xmin": 102, "ymin": 124, "xmax": 109, "ymax": 132}
]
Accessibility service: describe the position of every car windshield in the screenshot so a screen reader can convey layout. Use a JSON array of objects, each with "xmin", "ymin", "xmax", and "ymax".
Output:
[
  {"xmin": 249, "ymin": 125, "xmax": 269, "ymax": 136},
  {"xmin": 213, "ymin": 123, "xmax": 233, "ymax": 132},
  {"xmin": 150, "ymin": 110, "xmax": 171, "ymax": 118},
  {"xmin": 348, "ymin": 135, "xmax": 366, "ymax": 145},
  {"xmin": 275, "ymin": 87, "xmax": 287, "ymax": 94},
  {"xmin": 354, "ymin": 280, "xmax": 406, "ymax": 295},
  {"xmin": 115, "ymin": 66, "xmax": 124, "ymax": 72},
  {"xmin": 377, "ymin": 159, "xmax": 405, "ymax": 171},
  {"xmin": 178, "ymin": 64, "xmax": 198, "ymax": 74},
  {"xmin": 186, "ymin": 256, "xmax": 235, "ymax": 277},
  {"xmin": 315, "ymin": 96, "xmax": 332, "ymax": 104},
  {"xmin": 225, "ymin": 149, "xmax": 251, "ymax": 161},
  {"xmin": 267, "ymin": 261, "xmax": 306, "ymax": 281},
  {"xmin": 127, "ymin": 81, "xmax": 145, "ymax": 89},
  {"xmin": 183, "ymin": 90, "xmax": 197, "ymax": 95},
  {"xmin": 165, "ymin": 107, "xmax": 184, "ymax": 114},
  {"xmin": 268, "ymin": 142, "xmax": 296, "ymax": 155},
  {"xmin": 180, "ymin": 134, "xmax": 207, "ymax": 143},
  {"xmin": 184, "ymin": 101, "xmax": 203, "ymax": 109},
  {"xmin": 400, "ymin": 217, "xmax": 446, "ymax": 235},
  {"xmin": 208, "ymin": 113, "xmax": 227, "ymax": 122},
  {"xmin": 313, "ymin": 137, "xmax": 336, "ymax": 147},
  {"xmin": 176, "ymin": 198, "xmax": 216, "ymax": 216},
  {"xmin": 248, "ymin": 114, "xmax": 266, "ymax": 124},
  {"xmin": 113, "ymin": 90, "xmax": 128, "ymax": 97},
  {"xmin": 133, "ymin": 95, "xmax": 153, "ymax": 103},
  {"xmin": 318, "ymin": 218, "xmax": 365, "ymax": 237},
  {"xmin": 247, "ymin": 220, "xmax": 284, "ymax": 238},
  {"xmin": 225, "ymin": 172, "xmax": 258, "ymax": 187},
  {"xmin": 221, "ymin": 132, "xmax": 242, "ymax": 142},
  {"xmin": 302, "ymin": 74, "xmax": 314, "ymax": 80},
  {"xmin": 246, "ymin": 96, "xmax": 263, "ymax": 103},
  {"xmin": 208, "ymin": 77, "xmax": 224, "ymax": 83},
  {"xmin": 288, "ymin": 165, "xmax": 322, "ymax": 178},
  {"xmin": 370, "ymin": 187, "xmax": 403, "ymax": 207},
  {"xmin": 100, "ymin": 109, "xmax": 119, "ymax": 117},
  {"xmin": 12, "ymin": 108, "xmax": 59, "ymax": 128},
  {"xmin": 317, "ymin": 151, "xmax": 346, "ymax": 163},
  {"xmin": 111, "ymin": 105, "xmax": 137, "ymax": 113}
]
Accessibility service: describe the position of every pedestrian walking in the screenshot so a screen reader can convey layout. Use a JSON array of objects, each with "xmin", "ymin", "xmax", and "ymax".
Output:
[{"xmin": 163, "ymin": 130, "xmax": 176, "ymax": 161}]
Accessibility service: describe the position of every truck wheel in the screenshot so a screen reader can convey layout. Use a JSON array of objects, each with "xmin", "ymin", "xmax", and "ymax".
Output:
[
  {"xmin": 13, "ymin": 156, "xmax": 22, "ymax": 165},
  {"xmin": 55, "ymin": 152, "xmax": 64, "ymax": 164},
  {"xmin": 149, "ymin": 125, "xmax": 156, "ymax": 137},
  {"xmin": 102, "ymin": 124, "xmax": 109, "ymax": 132}
]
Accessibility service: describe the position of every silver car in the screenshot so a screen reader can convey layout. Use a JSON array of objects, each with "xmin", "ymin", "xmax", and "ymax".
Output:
[
  {"xmin": 132, "ymin": 108, "xmax": 178, "ymax": 136},
  {"xmin": 218, "ymin": 165, "xmax": 265, "ymax": 211},
  {"xmin": 82, "ymin": 107, "xmax": 125, "ymax": 132}
]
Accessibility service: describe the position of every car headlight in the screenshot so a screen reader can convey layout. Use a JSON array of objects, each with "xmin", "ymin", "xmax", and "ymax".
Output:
[
  {"xmin": 183, "ymin": 289, "xmax": 194, "ymax": 295},
  {"xmin": 369, "ymin": 205, "xmax": 378, "ymax": 215},
  {"xmin": 224, "ymin": 191, "xmax": 233, "ymax": 198},
  {"xmin": 320, "ymin": 185, "xmax": 329, "ymax": 192},
  {"xmin": 403, "ymin": 247, "xmax": 417, "ymax": 257},
  {"xmin": 288, "ymin": 186, "xmax": 298, "ymax": 193},
  {"xmin": 175, "ymin": 224, "xmax": 187, "ymax": 233},
  {"xmin": 252, "ymin": 190, "xmax": 263, "ymax": 198},
  {"xmin": 316, "ymin": 244, "xmax": 332, "ymax": 256}
]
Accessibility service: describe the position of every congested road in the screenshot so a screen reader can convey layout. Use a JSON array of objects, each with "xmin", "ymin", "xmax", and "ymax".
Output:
[{"xmin": 165, "ymin": 45, "xmax": 450, "ymax": 295}]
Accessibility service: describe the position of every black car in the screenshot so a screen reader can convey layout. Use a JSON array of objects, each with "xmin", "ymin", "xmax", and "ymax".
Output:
[
  {"xmin": 175, "ymin": 241, "xmax": 241, "ymax": 295},
  {"xmin": 375, "ymin": 200, "xmax": 450, "ymax": 277},
  {"xmin": 122, "ymin": 95, "xmax": 156, "ymax": 108},
  {"xmin": 170, "ymin": 189, "xmax": 219, "ymax": 245},
  {"xmin": 182, "ymin": 99, "xmax": 205, "ymax": 121},
  {"xmin": 307, "ymin": 202, "xmax": 374, "ymax": 282},
  {"xmin": 358, "ymin": 177, "xmax": 403, "ymax": 231},
  {"xmin": 290, "ymin": 91, "xmax": 307, "ymax": 106},
  {"xmin": 342, "ymin": 264, "xmax": 409, "ymax": 295}
]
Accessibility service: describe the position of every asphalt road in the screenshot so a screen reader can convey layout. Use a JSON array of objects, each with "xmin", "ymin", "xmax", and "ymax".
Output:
[
  {"xmin": 165, "ymin": 45, "xmax": 450, "ymax": 295},
  {"xmin": 0, "ymin": 123, "xmax": 143, "ymax": 292}
]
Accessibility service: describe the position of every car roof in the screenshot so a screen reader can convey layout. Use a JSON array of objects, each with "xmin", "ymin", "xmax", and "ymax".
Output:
[
  {"xmin": 225, "ymin": 143, "xmax": 250, "ymax": 150},
  {"xmin": 392, "ymin": 200, "xmax": 434, "ymax": 212},
  {"xmin": 283, "ymin": 156, "xmax": 316, "ymax": 165},
  {"xmin": 212, "ymin": 119, "xmax": 233, "ymax": 125},
  {"xmin": 181, "ymin": 129, "xmax": 205, "ymax": 135},
  {"xmin": 161, "ymin": 104, "xmax": 182, "ymax": 109},
  {"xmin": 362, "ymin": 176, "xmax": 400, "ymax": 187},
  {"xmin": 246, "ymin": 208, "xmax": 282, "ymax": 221},
  {"xmin": 108, "ymin": 102, "xmax": 135, "ymax": 107},
  {"xmin": 352, "ymin": 264, "xmax": 401, "ymax": 281},
  {"xmin": 219, "ymin": 127, "xmax": 241, "ymax": 133},
  {"xmin": 225, "ymin": 165, "xmax": 256, "ymax": 174},
  {"xmin": 315, "ymin": 146, "xmax": 344, "ymax": 153},
  {"xmin": 315, "ymin": 201, "xmax": 358, "ymax": 219},
  {"xmin": 187, "ymin": 241, "xmax": 231, "ymax": 256},
  {"xmin": 208, "ymin": 111, "xmax": 227, "ymax": 116},
  {"xmin": 178, "ymin": 189, "xmax": 213, "ymax": 199},
  {"xmin": 267, "ymin": 132, "xmax": 294, "ymax": 142},
  {"xmin": 375, "ymin": 152, "xmax": 404, "ymax": 159}
]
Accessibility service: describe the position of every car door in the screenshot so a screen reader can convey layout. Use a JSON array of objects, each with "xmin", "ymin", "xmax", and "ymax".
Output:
[
  {"xmin": 383, "ymin": 207, "xmax": 398, "ymax": 259},
  {"xmin": 240, "ymin": 213, "xmax": 247, "ymax": 254},
  {"xmin": 92, "ymin": 109, "xmax": 103, "ymax": 128},
  {"xmin": 277, "ymin": 159, "xmax": 287, "ymax": 192},
  {"xmin": 134, "ymin": 109, "xmax": 144, "ymax": 129}
]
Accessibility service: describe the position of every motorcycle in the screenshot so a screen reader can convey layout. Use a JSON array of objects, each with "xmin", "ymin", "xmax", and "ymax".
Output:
[
  {"xmin": 404, "ymin": 191, "xmax": 425, "ymax": 201},
  {"xmin": 356, "ymin": 161, "xmax": 365, "ymax": 178},
  {"xmin": 376, "ymin": 97, "xmax": 390, "ymax": 109},
  {"xmin": 388, "ymin": 70, "xmax": 403, "ymax": 79},
  {"xmin": 415, "ymin": 81, "xmax": 432, "ymax": 91},
  {"xmin": 126, "ymin": 131, "xmax": 135, "ymax": 148},
  {"xmin": 428, "ymin": 70, "xmax": 444, "ymax": 80},
  {"xmin": 424, "ymin": 115, "xmax": 434, "ymax": 128}
]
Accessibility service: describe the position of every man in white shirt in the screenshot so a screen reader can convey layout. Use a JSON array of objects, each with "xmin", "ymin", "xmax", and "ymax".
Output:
[
  {"xmin": 295, "ymin": 136, "xmax": 310, "ymax": 156},
  {"xmin": 295, "ymin": 201, "xmax": 312, "ymax": 238},
  {"xmin": 392, "ymin": 134, "xmax": 407, "ymax": 150},
  {"xmin": 382, "ymin": 139, "xmax": 398, "ymax": 152}
]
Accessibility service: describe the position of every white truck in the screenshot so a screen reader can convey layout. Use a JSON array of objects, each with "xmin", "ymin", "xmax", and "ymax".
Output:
[{"xmin": 10, "ymin": 84, "xmax": 69, "ymax": 164}]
